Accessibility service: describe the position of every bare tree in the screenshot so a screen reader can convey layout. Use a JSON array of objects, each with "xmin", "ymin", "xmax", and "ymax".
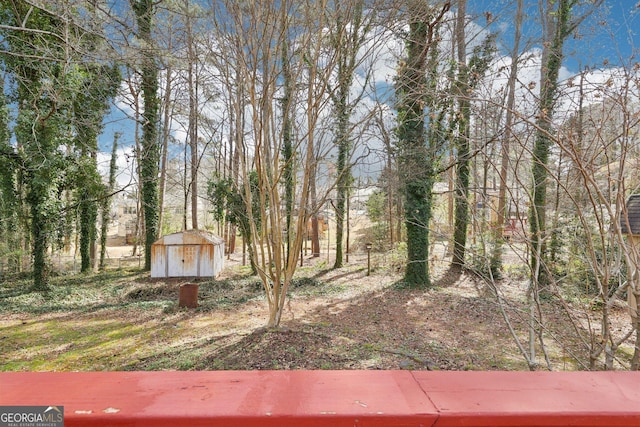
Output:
[
  {"xmin": 326, "ymin": 0, "xmax": 371, "ymax": 269},
  {"xmin": 208, "ymin": 0, "xmax": 345, "ymax": 326},
  {"xmin": 490, "ymin": 0, "xmax": 524, "ymax": 274}
]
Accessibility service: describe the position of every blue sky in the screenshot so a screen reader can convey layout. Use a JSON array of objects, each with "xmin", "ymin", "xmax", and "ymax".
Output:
[
  {"xmin": 558, "ymin": 1, "xmax": 638, "ymax": 71},
  {"xmin": 467, "ymin": 0, "xmax": 639, "ymax": 72}
]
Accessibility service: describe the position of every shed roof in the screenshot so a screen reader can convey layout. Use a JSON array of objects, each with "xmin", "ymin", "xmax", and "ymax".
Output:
[
  {"xmin": 620, "ymin": 195, "xmax": 640, "ymax": 235},
  {"xmin": 152, "ymin": 229, "xmax": 225, "ymax": 246}
]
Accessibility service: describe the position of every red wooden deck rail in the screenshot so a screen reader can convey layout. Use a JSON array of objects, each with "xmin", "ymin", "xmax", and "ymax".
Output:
[{"xmin": 2, "ymin": 371, "xmax": 640, "ymax": 426}]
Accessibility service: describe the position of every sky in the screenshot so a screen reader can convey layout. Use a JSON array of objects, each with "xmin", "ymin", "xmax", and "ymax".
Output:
[
  {"xmin": 97, "ymin": 1, "xmax": 640, "ymax": 186},
  {"xmin": 550, "ymin": 1, "xmax": 638, "ymax": 72},
  {"xmin": 468, "ymin": 0, "xmax": 639, "ymax": 72}
]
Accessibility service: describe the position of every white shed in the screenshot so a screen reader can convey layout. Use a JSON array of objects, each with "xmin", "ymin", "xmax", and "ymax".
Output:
[{"xmin": 151, "ymin": 230, "xmax": 225, "ymax": 278}]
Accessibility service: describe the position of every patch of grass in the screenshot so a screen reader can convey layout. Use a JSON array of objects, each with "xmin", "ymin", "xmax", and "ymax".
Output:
[
  {"xmin": 502, "ymin": 263, "xmax": 529, "ymax": 280},
  {"xmin": 125, "ymin": 283, "xmax": 175, "ymax": 301},
  {"xmin": 0, "ymin": 269, "xmax": 149, "ymax": 315},
  {"xmin": 0, "ymin": 314, "xmax": 164, "ymax": 371},
  {"xmin": 290, "ymin": 276, "xmax": 323, "ymax": 288},
  {"xmin": 195, "ymin": 278, "xmax": 264, "ymax": 311},
  {"xmin": 288, "ymin": 276, "xmax": 347, "ymax": 298}
]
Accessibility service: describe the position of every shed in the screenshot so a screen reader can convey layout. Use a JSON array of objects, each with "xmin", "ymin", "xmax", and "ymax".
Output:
[
  {"xmin": 619, "ymin": 194, "xmax": 640, "ymax": 235},
  {"xmin": 619, "ymin": 195, "xmax": 640, "ymax": 319},
  {"xmin": 151, "ymin": 230, "xmax": 225, "ymax": 278}
]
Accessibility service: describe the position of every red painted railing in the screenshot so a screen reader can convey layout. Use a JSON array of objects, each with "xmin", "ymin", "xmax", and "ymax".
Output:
[{"xmin": 2, "ymin": 371, "xmax": 640, "ymax": 426}]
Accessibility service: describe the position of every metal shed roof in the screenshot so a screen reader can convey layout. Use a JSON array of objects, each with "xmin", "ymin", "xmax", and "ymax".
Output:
[
  {"xmin": 620, "ymin": 195, "xmax": 640, "ymax": 235},
  {"xmin": 152, "ymin": 229, "xmax": 225, "ymax": 246}
]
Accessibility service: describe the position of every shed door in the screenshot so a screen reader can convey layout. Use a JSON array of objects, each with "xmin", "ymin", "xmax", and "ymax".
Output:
[{"xmin": 167, "ymin": 245, "xmax": 200, "ymax": 277}]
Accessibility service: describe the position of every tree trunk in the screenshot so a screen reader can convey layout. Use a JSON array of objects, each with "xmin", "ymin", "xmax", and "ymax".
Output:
[
  {"xmin": 79, "ymin": 183, "xmax": 98, "ymax": 272},
  {"xmin": 131, "ymin": 0, "xmax": 161, "ymax": 271},
  {"xmin": 397, "ymin": 2, "xmax": 450, "ymax": 287},
  {"xmin": 5, "ymin": 4, "xmax": 70, "ymax": 291},
  {"xmin": 529, "ymin": 0, "xmax": 572, "ymax": 289},
  {"xmin": 512, "ymin": 0, "xmax": 605, "ymax": 368},
  {"xmin": 75, "ymin": 64, "xmax": 119, "ymax": 272},
  {"xmin": 333, "ymin": 106, "xmax": 349, "ymax": 268},
  {"xmin": 186, "ymin": 0, "xmax": 199, "ymax": 230},
  {"xmin": 452, "ymin": 0, "xmax": 470, "ymax": 268},
  {"xmin": 158, "ymin": 66, "xmax": 173, "ymax": 235},
  {"xmin": 100, "ymin": 133, "xmax": 119, "ymax": 270},
  {"xmin": 28, "ymin": 177, "xmax": 50, "ymax": 291},
  {"xmin": 281, "ymin": 32, "xmax": 294, "ymax": 263},
  {"xmin": 492, "ymin": 0, "xmax": 523, "ymax": 273},
  {"xmin": 397, "ymin": 14, "xmax": 430, "ymax": 285},
  {"xmin": 332, "ymin": 53, "xmax": 351, "ymax": 269},
  {"xmin": 330, "ymin": 0, "xmax": 366, "ymax": 268},
  {"xmin": 128, "ymin": 76, "xmax": 142, "ymax": 257},
  {"xmin": 0, "ymin": 80, "xmax": 20, "ymax": 272},
  {"xmin": 310, "ymin": 166, "xmax": 320, "ymax": 257}
]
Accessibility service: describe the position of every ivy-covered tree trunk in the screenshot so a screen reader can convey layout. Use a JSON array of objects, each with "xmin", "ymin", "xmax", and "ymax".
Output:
[
  {"xmin": 330, "ymin": 0, "xmax": 367, "ymax": 269},
  {"xmin": 529, "ymin": 0, "xmax": 572, "ymax": 288},
  {"xmin": 333, "ymin": 97, "xmax": 350, "ymax": 269},
  {"xmin": 29, "ymin": 191, "xmax": 49, "ymax": 288},
  {"xmin": 79, "ymin": 179, "xmax": 99, "ymax": 272},
  {"xmin": 396, "ymin": 4, "xmax": 446, "ymax": 287},
  {"xmin": 0, "ymin": 75, "xmax": 20, "ymax": 272},
  {"xmin": 332, "ymin": 54, "xmax": 351, "ymax": 270},
  {"xmin": 396, "ymin": 17, "xmax": 430, "ymax": 286},
  {"xmin": 74, "ymin": 63, "xmax": 119, "ymax": 273},
  {"xmin": 451, "ymin": 0, "xmax": 470, "ymax": 268},
  {"xmin": 23, "ymin": 116, "xmax": 60, "ymax": 291},
  {"xmin": 2, "ymin": 3, "xmax": 70, "ymax": 291},
  {"xmin": 281, "ymin": 32, "xmax": 294, "ymax": 264},
  {"xmin": 131, "ymin": 0, "xmax": 161, "ymax": 271}
]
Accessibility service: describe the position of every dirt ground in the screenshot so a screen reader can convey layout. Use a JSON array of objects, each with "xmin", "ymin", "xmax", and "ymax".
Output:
[
  {"xmin": 1, "ymin": 245, "xmax": 635, "ymax": 371},
  {"xmin": 116, "ymin": 249, "xmax": 617, "ymax": 371},
  {"xmin": 115, "ymin": 252, "xmax": 524, "ymax": 371}
]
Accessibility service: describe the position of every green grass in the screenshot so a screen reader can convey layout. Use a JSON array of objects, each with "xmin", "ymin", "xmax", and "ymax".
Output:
[
  {"xmin": 0, "ymin": 268, "xmax": 251, "ymax": 371},
  {"xmin": 2, "ymin": 264, "xmax": 352, "ymax": 371},
  {"xmin": 0, "ymin": 269, "xmax": 146, "ymax": 314},
  {"xmin": 3, "ymin": 266, "xmax": 246, "ymax": 371}
]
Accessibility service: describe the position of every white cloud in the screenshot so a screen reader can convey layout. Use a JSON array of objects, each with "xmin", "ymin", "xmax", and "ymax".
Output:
[
  {"xmin": 475, "ymin": 46, "xmax": 640, "ymax": 131},
  {"xmin": 357, "ymin": 26, "xmax": 403, "ymax": 85},
  {"xmin": 556, "ymin": 66, "xmax": 640, "ymax": 122},
  {"xmin": 97, "ymin": 145, "xmax": 138, "ymax": 190}
]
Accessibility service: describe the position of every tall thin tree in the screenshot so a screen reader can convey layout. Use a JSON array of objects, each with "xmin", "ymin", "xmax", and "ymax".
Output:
[
  {"xmin": 100, "ymin": 133, "xmax": 120, "ymax": 270},
  {"xmin": 330, "ymin": 0, "xmax": 369, "ymax": 269},
  {"xmin": 491, "ymin": 0, "xmax": 524, "ymax": 274},
  {"xmin": 131, "ymin": 0, "xmax": 161, "ymax": 270},
  {"xmin": 75, "ymin": 64, "xmax": 120, "ymax": 272},
  {"xmin": 1, "ymin": 2, "xmax": 71, "ymax": 290},
  {"xmin": 529, "ymin": 0, "xmax": 601, "ymax": 287},
  {"xmin": 451, "ymin": 0, "xmax": 470, "ymax": 268}
]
